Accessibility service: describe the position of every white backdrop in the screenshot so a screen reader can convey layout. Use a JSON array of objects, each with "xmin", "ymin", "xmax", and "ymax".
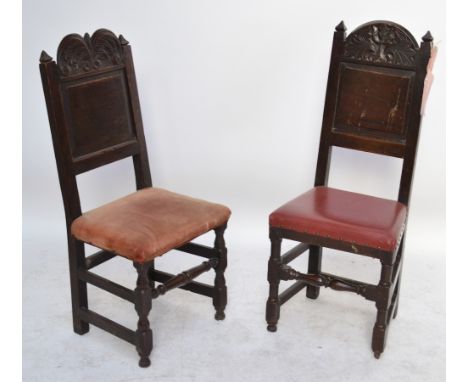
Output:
[
  {"xmin": 23, "ymin": 1, "xmax": 445, "ymax": 381},
  {"xmin": 23, "ymin": 0, "xmax": 445, "ymax": 231}
]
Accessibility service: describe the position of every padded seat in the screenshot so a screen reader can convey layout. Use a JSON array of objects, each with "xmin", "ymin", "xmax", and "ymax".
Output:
[
  {"xmin": 269, "ymin": 186, "xmax": 407, "ymax": 252},
  {"xmin": 71, "ymin": 188, "xmax": 231, "ymax": 263}
]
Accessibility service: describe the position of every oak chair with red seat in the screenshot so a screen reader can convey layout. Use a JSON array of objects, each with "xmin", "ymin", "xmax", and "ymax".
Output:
[
  {"xmin": 39, "ymin": 29, "xmax": 231, "ymax": 367},
  {"xmin": 266, "ymin": 20, "xmax": 435, "ymax": 358}
]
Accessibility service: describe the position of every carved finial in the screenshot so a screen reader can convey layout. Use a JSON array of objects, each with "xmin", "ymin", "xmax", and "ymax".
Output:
[
  {"xmin": 119, "ymin": 34, "xmax": 129, "ymax": 45},
  {"xmin": 40, "ymin": 50, "xmax": 52, "ymax": 63},
  {"xmin": 336, "ymin": 20, "xmax": 347, "ymax": 32},
  {"xmin": 422, "ymin": 31, "xmax": 433, "ymax": 42}
]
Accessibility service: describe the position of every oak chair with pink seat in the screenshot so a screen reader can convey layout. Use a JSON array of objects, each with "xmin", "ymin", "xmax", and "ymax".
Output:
[{"xmin": 40, "ymin": 29, "xmax": 231, "ymax": 367}]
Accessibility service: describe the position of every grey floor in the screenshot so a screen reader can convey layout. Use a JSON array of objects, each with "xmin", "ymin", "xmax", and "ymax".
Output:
[{"xmin": 23, "ymin": 216, "xmax": 445, "ymax": 382}]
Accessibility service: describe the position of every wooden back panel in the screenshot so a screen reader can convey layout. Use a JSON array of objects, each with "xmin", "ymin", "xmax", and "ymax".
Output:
[
  {"xmin": 315, "ymin": 21, "xmax": 434, "ymax": 206},
  {"xmin": 40, "ymin": 29, "xmax": 152, "ymax": 224}
]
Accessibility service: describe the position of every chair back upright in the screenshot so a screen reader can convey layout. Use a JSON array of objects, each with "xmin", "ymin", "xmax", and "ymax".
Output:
[{"xmin": 40, "ymin": 29, "xmax": 152, "ymax": 227}]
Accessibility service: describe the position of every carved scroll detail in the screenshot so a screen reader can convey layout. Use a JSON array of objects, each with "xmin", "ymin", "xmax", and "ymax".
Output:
[
  {"xmin": 57, "ymin": 29, "xmax": 124, "ymax": 77},
  {"xmin": 344, "ymin": 22, "xmax": 418, "ymax": 66}
]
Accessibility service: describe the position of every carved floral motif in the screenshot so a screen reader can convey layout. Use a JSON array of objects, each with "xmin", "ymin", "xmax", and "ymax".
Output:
[
  {"xmin": 344, "ymin": 23, "xmax": 417, "ymax": 66},
  {"xmin": 57, "ymin": 29, "xmax": 124, "ymax": 77}
]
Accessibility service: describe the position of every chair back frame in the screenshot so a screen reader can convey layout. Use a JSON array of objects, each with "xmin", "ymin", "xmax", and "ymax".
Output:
[
  {"xmin": 39, "ymin": 29, "xmax": 152, "ymax": 229},
  {"xmin": 314, "ymin": 21, "xmax": 433, "ymax": 207}
]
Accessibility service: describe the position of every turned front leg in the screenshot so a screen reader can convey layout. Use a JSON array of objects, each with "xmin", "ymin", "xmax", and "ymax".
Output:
[
  {"xmin": 213, "ymin": 224, "xmax": 228, "ymax": 320},
  {"xmin": 266, "ymin": 230, "xmax": 282, "ymax": 332},
  {"xmin": 134, "ymin": 262, "xmax": 153, "ymax": 367},
  {"xmin": 372, "ymin": 260, "xmax": 393, "ymax": 359}
]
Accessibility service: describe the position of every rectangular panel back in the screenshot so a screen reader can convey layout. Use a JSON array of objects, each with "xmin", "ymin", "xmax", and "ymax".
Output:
[
  {"xmin": 61, "ymin": 69, "xmax": 137, "ymax": 160},
  {"xmin": 329, "ymin": 63, "xmax": 416, "ymax": 157}
]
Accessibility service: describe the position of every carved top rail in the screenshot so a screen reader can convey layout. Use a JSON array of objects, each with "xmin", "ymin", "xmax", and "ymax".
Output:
[
  {"xmin": 342, "ymin": 21, "xmax": 421, "ymax": 67},
  {"xmin": 54, "ymin": 29, "xmax": 128, "ymax": 77}
]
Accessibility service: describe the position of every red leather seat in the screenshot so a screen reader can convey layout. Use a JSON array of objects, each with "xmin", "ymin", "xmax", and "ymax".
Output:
[{"xmin": 269, "ymin": 187, "xmax": 407, "ymax": 252}]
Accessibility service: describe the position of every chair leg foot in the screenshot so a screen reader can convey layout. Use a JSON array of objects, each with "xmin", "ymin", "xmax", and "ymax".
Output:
[
  {"xmin": 266, "ymin": 297, "xmax": 280, "ymax": 332},
  {"xmin": 73, "ymin": 322, "xmax": 89, "ymax": 335},
  {"xmin": 136, "ymin": 327, "xmax": 153, "ymax": 368},
  {"xmin": 306, "ymin": 287, "xmax": 320, "ymax": 299},
  {"xmin": 372, "ymin": 323, "xmax": 388, "ymax": 358},
  {"xmin": 372, "ymin": 305, "xmax": 391, "ymax": 358},
  {"xmin": 267, "ymin": 324, "xmax": 277, "ymax": 332},
  {"xmin": 213, "ymin": 290, "xmax": 227, "ymax": 320},
  {"xmin": 139, "ymin": 356, "xmax": 151, "ymax": 368}
]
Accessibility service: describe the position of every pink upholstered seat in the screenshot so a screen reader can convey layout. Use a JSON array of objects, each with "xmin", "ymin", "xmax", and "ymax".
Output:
[{"xmin": 71, "ymin": 188, "xmax": 231, "ymax": 263}]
